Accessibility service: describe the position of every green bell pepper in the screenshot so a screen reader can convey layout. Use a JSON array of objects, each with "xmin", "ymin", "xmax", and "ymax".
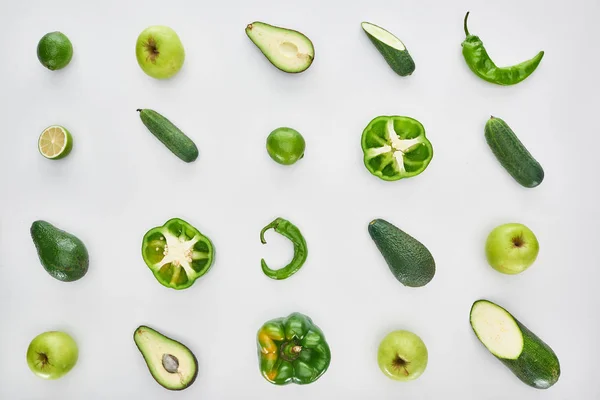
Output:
[
  {"xmin": 257, "ymin": 312, "xmax": 331, "ymax": 385},
  {"xmin": 361, "ymin": 115, "xmax": 433, "ymax": 181},
  {"xmin": 141, "ymin": 218, "xmax": 215, "ymax": 290}
]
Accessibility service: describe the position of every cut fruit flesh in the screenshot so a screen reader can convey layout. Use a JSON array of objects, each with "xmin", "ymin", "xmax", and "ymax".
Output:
[
  {"xmin": 361, "ymin": 22, "xmax": 406, "ymax": 50},
  {"xmin": 134, "ymin": 326, "xmax": 197, "ymax": 391},
  {"xmin": 142, "ymin": 219, "xmax": 214, "ymax": 290},
  {"xmin": 39, "ymin": 126, "xmax": 70, "ymax": 158},
  {"xmin": 364, "ymin": 118, "xmax": 428, "ymax": 174},
  {"xmin": 246, "ymin": 22, "xmax": 314, "ymax": 73},
  {"xmin": 470, "ymin": 300, "xmax": 524, "ymax": 359}
]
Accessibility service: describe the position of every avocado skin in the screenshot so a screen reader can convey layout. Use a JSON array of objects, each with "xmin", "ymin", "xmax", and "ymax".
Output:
[
  {"xmin": 30, "ymin": 220, "xmax": 89, "ymax": 282},
  {"xmin": 368, "ymin": 218, "xmax": 435, "ymax": 287}
]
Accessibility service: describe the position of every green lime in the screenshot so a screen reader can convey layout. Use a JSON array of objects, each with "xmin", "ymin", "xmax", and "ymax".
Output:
[
  {"xmin": 37, "ymin": 32, "xmax": 73, "ymax": 70},
  {"xmin": 266, "ymin": 127, "xmax": 306, "ymax": 165},
  {"xmin": 38, "ymin": 126, "xmax": 73, "ymax": 159}
]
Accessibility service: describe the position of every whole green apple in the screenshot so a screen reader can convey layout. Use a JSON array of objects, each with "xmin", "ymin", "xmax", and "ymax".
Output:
[
  {"xmin": 377, "ymin": 330, "xmax": 428, "ymax": 381},
  {"xmin": 135, "ymin": 26, "xmax": 185, "ymax": 79},
  {"xmin": 26, "ymin": 331, "xmax": 78, "ymax": 380},
  {"xmin": 485, "ymin": 223, "xmax": 539, "ymax": 274}
]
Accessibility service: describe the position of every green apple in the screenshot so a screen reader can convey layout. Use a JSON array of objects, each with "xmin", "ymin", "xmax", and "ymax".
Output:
[
  {"xmin": 135, "ymin": 26, "xmax": 185, "ymax": 79},
  {"xmin": 26, "ymin": 331, "xmax": 78, "ymax": 380},
  {"xmin": 377, "ymin": 330, "xmax": 428, "ymax": 381},
  {"xmin": 485, "ymin": 223, "xmax": 539, "ymax": 275}
]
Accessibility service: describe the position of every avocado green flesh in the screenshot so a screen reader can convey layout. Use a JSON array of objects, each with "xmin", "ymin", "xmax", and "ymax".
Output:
[
  {"xmin": 485, "ymin": 117, "xmax": 544, "ymax": 188},
  {"xmin": 246, "ymin": 21, "xmax": 314, "ymax": 73},
  {"xmin": 361, "ymin": 22, "xmax": 415, "ymax": 76},
  {"xmin": 134, "ymin": 326, "xmax": 198, "ymax": 391},
  {"xmin": 368, "ymin": 219, "xmax": 435, "ymax": 287},
  {"xmin": 470, "ymin": 300, "xmax": 560, "ymax": 389},
  {"xmin": 30, "ymin": 220, "xmax": 89, "ymax": 282}
]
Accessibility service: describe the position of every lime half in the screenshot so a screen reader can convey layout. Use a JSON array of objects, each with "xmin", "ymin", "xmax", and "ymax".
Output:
[{"xmin": 38, "ymin": 126, "xmax": 73, "ymax": 159}]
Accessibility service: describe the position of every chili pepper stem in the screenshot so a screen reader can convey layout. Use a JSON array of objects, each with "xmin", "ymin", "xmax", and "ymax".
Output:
[{"xmin": 464, "ymin": 11, "xmax": 471, "ymax": 36}]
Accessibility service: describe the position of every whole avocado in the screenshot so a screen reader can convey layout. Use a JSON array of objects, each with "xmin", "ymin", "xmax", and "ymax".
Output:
[
  {"xmin": 368, "ymin": 218, "xmax": 435, "ymax": 287},
  {"xmin": 30, "ymin": 220, "xmax": 89, "ymax": 282}
]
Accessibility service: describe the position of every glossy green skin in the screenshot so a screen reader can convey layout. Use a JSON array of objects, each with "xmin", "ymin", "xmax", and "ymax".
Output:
[
  {"xmin": 26, "ymin": 331, "xmax": 78, "ymax": 380},
  {"xmin": 485, "ymin": 223, "xmax": 539, "ymax": 274},
  {"xmin": 257, "ymin": 312, "xmax": 330, "ymax": 385},
  {"xmin": 260, "ymin": 218, "xmax": 307, "ymax": 280},
  {"xmin": 361, "ymin": 116, "xmax": 433, "ymax": 181},
  {"xmin": 37, "ymin": 32, "xmax": 73, "ymax": 71},
  {"xmin": 485, "ymin": 116, "xmax": 544, "ymax": 188},
  {"xmin": 470, "ymin": 300, "xmax": 560, "ymax": 389},
  {"xmin": 135, "ymin": 26, "xmax": 185, "ymax": 79},
  {"xmin": 30, "ymin": 220, "xmax": 89, "ymax": 282},
  {"xmin": 361, "ymin": 22, "xmax": 415, "ymax": 76},
  {"xmin": 142, "ymin": 218, "xmax": 215, "ymax": 290},
  {"xmin": 266, "ymin": 127, "xmax": 305, "ymax": 165},
  {"xmin": 368, "ymin": 219, "xmax": 435, "ymax": 287},
  {"xmin": 462, "ymin": 12, "xmax": 544, "ymax": 86},
  {"xmin": 138, "ymin": 109, "xmax": 198, "ymax": 163}
]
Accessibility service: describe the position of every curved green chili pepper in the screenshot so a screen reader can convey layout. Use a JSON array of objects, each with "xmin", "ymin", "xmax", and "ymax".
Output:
[
  {"xmin": 461, "ymin": 12, "xmax": 544, "ymax": 86},
  {"xmin": 260, "ymin": 218, "xmax": 307, "ymax": 280}
]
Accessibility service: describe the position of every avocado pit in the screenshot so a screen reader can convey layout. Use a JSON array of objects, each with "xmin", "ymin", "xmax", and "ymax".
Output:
[{"xmin": 162, "ymin": 354, "xmax": 179, "ymax": 373}]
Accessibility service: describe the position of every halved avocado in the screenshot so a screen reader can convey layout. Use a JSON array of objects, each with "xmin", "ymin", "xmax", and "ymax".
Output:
[
  {"xmin": 133, "ymin": 325, "xmax": 198, "ymax": 391},
  {"xmin": 246, "ymin": 21, "xmax": 314, "ymax": 73}
]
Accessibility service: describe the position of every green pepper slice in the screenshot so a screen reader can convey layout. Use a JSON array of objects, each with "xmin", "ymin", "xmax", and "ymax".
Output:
[
  {"xmin": 361, "ymin": 115, "xmax": 433, "ymax": 181},
  {"xmin": 141, "ymin": 218, "xmax": 215, "ymax": 290},
  {"xmin": 257, "ymin": 312, "xmax": 331, "ymax": 385}
]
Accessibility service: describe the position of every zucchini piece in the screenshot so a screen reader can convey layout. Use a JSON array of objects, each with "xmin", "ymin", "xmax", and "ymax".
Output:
[
  {"xmin": 470, "ymin": 300, "xmax": 560, "ymax": 389},
  {"xmin": 361, "ymin": 22, "xmax": 415, "ymax": 76},
  {"xmin": 137, "ymin": 109, "xmax": 198, "ymax": 163},
  {"xmin": 485, "ymin": 116, "xmax": 544, "ymax": 188}
]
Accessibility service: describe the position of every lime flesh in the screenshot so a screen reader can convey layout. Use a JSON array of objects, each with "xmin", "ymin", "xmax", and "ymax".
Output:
[{"xmin": 39, "ymin": 126, "xmax": 73, "ymax": 159}]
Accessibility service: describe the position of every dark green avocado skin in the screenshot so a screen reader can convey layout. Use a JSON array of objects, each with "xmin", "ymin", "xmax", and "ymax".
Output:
[
  {"xmin": 368, "ymin": 218, "xmax": 435, "ymax": 287},
  {"xmin": 30, "ymin": 220, "xmax": 89, "ymax": 282}
]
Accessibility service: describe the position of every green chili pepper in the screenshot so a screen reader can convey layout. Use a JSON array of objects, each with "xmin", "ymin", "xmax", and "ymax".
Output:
[
  {"xmin": 361, "ymin": 115, "xmax": 433, "ymax": 181},
  {"xmin": 461, "ymin": 11, "xmax": 544, "ymax": 86},
  {"xmin": 141, "ymin": 218, "xmax": 215, "ymax": 290},
  {"xmin": 257, "ymin": 312, "xmax": 331, "ymax": 385},
  {"xmin": 260, "ymin": 218, "xmax": 307, "ymax": 280}
]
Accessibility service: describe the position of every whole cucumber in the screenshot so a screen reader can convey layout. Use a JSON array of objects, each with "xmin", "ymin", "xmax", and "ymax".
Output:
[
  {"xmin": 137, "ymin": 109, "xmax": 198, "ymax": 163},
  {"xmin": 485, "ymin": 116, "xmax": 543, "ymax": 188}
]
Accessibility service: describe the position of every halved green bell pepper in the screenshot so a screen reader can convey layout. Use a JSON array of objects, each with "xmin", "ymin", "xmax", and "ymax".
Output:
[
  {"xmin": 141, "ymin": 218, "xmax": 215, "ymax": 290},
  {"xmin": 361, "ymin": 115, "xmax": 433, "ymax": 181},
  {"xmin": 257, "ymin": 312, "xmax": 331, "ymax": 385}
]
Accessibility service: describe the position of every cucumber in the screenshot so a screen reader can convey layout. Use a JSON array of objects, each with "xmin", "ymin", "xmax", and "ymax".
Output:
[
  {"xmin": 361, "ymin": 22, "xmax": 415, "ymax": 76},
  {"xmin": 484, "ymin": 116, "xmax": 544, "ymax": 188},
  {"xmin": 470, "ymin": 300, "xmax": 560, "ymax": 389},
  {"xmin": 137, "ymin": 109, "xmax": 198, "ymax": 163}
]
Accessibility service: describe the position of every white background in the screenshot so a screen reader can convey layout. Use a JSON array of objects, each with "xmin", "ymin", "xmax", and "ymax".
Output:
[{"xmin": 0, "ymin": 0, "xmax": 598, "ymax": 398}]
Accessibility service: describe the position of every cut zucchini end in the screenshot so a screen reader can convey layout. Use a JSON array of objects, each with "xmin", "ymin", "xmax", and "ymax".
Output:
[
  {"xmin": 361, "ymin": 21, "xmax": 406, "ymax": 51},
  {"xmin": 470, "ymin": 300, "xmax": 523, "ymax": 360}
]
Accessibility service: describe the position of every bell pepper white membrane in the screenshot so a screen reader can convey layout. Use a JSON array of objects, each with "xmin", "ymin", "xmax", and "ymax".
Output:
[
  {"xmin": 470, "ymin": 300, "xmax": 524, "ymax": 359},
  {"xmin": 154, "ymin": 229, "xmax": 209, "ymax": 283},
  {"xmin": 364, "ymin": 118, "xmax": 426, "ymax": 173}
]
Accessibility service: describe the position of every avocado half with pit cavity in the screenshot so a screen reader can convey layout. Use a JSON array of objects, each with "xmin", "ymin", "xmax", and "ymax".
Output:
[
  {"xmin": 133, "ymin": 325, "xmax": 198, "ymax": 391},
  {"xmin": 246, "ymin": 21, "xmax": 314, "ymax": 73}
]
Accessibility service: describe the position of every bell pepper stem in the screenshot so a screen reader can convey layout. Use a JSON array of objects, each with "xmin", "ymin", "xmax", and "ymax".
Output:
[{"xmin": 292, "ymin": 346, "xmax": 302, "ymax": 354}]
